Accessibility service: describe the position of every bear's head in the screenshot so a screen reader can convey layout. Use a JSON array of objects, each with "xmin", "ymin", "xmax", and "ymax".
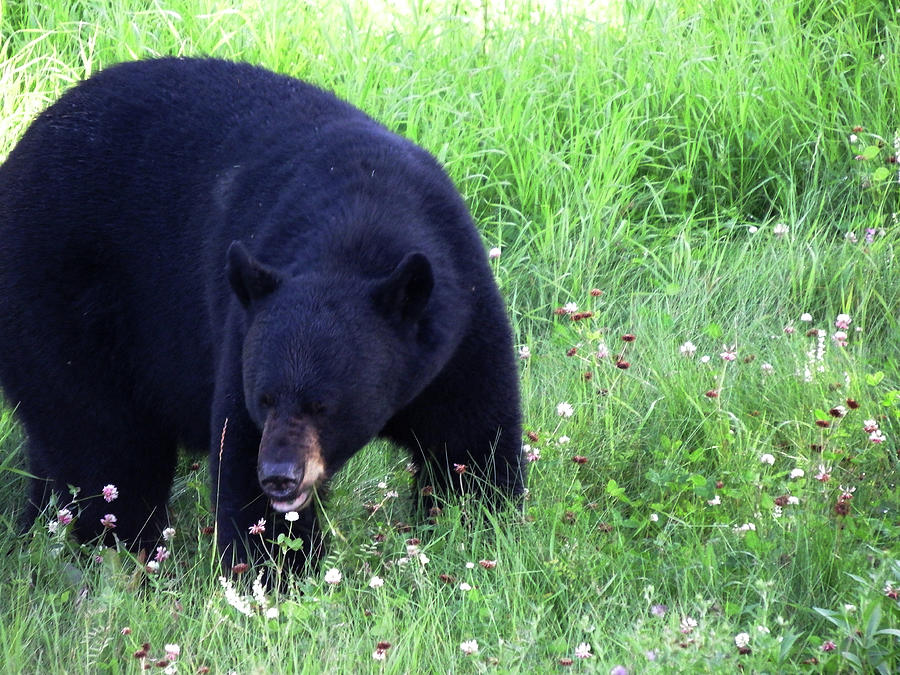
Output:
[{"xmin": 226, "ymin": 241, "xmax": 434, "ymax": 512}]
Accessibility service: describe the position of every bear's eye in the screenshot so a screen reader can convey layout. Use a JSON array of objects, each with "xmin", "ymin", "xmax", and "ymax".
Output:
[
  {"xmin": 258, "ymin": 393, "xmax": 276, "ymax": 409},
  {"xmin": 308, "ymin": 400, "xmax": 327, "ymax": 415}
]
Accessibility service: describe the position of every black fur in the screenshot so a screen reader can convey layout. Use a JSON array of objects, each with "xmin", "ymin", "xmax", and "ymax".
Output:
[{"xmin": 0, "ymin": 58, "xmax": 524, "ymax": 569}]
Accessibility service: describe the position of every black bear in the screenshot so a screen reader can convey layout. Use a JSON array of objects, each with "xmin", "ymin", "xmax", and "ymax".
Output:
[{"xmin": 0, "ymin": 58, "xmax": 524, "ymax": 569}]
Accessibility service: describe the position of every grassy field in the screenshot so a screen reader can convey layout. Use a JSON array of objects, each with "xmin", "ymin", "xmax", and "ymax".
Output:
[{"xmin": 1, "ymin": 0, "xmax": 899, "ymax": 672}]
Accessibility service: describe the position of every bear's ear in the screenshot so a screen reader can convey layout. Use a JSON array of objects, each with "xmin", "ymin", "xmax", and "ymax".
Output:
[
  {"xmin": 372, "ymin": 252, "xmax": 434, "ymax": 323},
  {"xmin": 227, "ymin": 241, "xmax": 283, "ymax": 307}
]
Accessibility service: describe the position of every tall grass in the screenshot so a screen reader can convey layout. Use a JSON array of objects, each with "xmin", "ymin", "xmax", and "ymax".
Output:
[{"xmin": 1, "ymin": 0, "xmax": 898, "ymax": 672}]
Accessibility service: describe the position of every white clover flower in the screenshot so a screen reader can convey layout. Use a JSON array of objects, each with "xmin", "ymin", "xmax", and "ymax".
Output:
[
  {"xmin": 680, "ymin": 616, "xmax": 698, "ymax": 633},
  {"xmin": 680, "ymin": 340, "xmax": 697, "ymax": 357},
  {"xmin": 460, "ymin": 639, "xmax": 479, "ymax": 655},
  {"xmin": 556, "ymin": 402, "xmax": 574, "ymax": 418}
]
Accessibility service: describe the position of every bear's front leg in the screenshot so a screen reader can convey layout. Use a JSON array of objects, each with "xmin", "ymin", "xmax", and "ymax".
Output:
[
  {"xmin": 209, "ymin": 409, "xmax": 265, "ymax": 570},
  {"xmin": 383, "ymin": 322, "xmax": 525, "ymax": 508}
]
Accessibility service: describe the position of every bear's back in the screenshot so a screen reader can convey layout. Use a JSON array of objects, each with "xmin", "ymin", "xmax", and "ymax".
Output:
[{"xmin": 0, "ymin": 59, "xmax": 373, "ymax": 436}]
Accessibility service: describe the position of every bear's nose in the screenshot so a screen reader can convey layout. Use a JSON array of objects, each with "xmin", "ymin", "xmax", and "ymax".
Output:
[{"xmin": 258, "ymin": 462, "xmax": 303, "ymax": 498}]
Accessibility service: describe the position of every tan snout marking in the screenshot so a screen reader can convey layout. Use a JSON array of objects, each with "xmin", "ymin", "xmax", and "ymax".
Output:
[
  {"xmin": 299, "ymin": 429, "xmax": 326, "ymax": 489},
  {"xmin": 261, "ymin": 416, "xmax": 328, "ymax": 488}
]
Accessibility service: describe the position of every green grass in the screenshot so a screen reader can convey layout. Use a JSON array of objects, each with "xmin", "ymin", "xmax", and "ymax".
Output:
[{"xmin": 1, "ymin": 0, "xmax": 899, "ymax": 672}]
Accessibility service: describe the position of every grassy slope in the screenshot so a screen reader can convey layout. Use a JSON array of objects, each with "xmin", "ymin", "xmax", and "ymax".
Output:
[{"xmin": 0, "ymin": 0, "xmax": 898, "ymax": 672}]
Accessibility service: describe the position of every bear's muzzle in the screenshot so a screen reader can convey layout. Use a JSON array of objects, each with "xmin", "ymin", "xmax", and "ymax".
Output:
[{"xmin": 257, "ymin": 415, "xmax": 326, "ymax": 512}]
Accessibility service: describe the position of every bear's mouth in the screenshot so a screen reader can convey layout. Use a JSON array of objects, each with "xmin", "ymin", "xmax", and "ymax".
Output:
[{"xmin": 270, "ymin": 490, "xmax": 312, "ymax": 512}]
